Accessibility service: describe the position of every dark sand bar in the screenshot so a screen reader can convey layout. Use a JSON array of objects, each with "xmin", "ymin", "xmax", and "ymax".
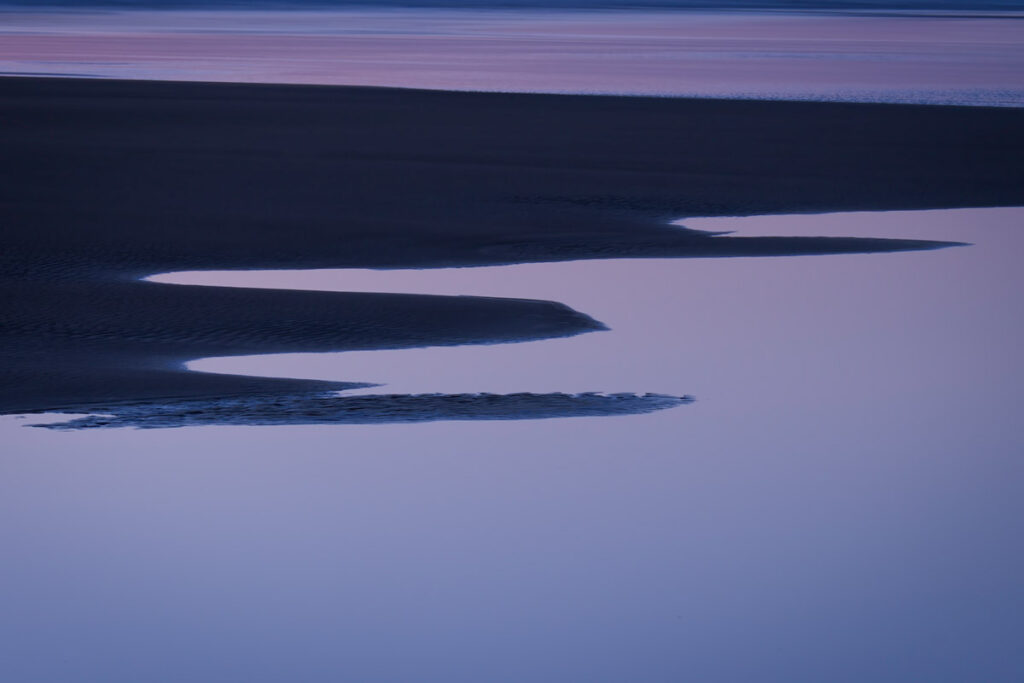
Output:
[{"xmin": 2, "ymin": 77, "xmax": 1023, "ymax": 417}]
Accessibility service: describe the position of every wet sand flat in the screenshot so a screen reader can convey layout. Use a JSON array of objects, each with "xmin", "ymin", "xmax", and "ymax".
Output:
[{"xmin": 2, "ymin": 76, "xmax": 1023, "ymax": 414}]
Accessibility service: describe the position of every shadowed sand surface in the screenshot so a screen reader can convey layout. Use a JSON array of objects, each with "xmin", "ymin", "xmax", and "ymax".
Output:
[
  {"xmin": 2, "ymin": 76, "xmax": 1023, "ymax": 418},
  {"xmin": 32, "ymin": 392, "xmax": 694, "ymax": 430}
]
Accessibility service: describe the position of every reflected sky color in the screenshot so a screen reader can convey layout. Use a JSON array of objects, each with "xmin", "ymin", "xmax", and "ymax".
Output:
[
  {"xmin": 147, "ymin": 208, "xmax": 1023, "ymax": 409},
  {"xmin": 2, "ymin": 5, "xmax": 1023, "ymax": 677},
  {"xmin": 2, "ymin": 9, "xmax": 1023, "ymax": 105},
  {"xmin": 4, "ymin": 208, "xmax": 1023, "ymax": 680}
]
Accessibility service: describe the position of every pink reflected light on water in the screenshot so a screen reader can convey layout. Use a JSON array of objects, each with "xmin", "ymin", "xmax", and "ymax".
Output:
[{"xmin": 2, "ymin": 9, "xmax": 1023, "ymax": 105}]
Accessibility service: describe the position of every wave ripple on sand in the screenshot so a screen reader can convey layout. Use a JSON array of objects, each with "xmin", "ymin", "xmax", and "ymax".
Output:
[{"xmin": 33, "ymin": 391, "xmax": 694, "ymax": 430}]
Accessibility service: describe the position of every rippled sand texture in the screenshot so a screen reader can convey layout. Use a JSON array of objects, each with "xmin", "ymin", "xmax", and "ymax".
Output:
[{"xmin": 2, "ymin": 9, "xmax": 1023, "ymax": 105}]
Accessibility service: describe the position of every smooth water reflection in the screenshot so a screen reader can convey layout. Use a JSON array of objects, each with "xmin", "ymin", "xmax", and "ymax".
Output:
[
  {"xmin": 2, "ymin": 9, "xmax": 1023, "ymax": 106},
  {"xmin": 154, "ymin": 209, "xmax": 1019, "ymax": 405},
  {"xmin": 2, "ymin": 207, "xmax": 1023, "ymax": 681}
]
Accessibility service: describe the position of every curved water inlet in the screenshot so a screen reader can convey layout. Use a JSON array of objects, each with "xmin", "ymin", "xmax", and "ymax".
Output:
[
  {"xmin": 66, "ymin": 257, "xmax": 700, "ymax": 429},
  {"xmin": 67, "ymin": 208, "xmax": 967, "ymax": 430}
]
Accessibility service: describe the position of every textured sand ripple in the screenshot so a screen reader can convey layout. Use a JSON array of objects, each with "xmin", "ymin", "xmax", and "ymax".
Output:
[{"xmin": 33, "ymin": 391, "xmax": 694, "ymax": 430}]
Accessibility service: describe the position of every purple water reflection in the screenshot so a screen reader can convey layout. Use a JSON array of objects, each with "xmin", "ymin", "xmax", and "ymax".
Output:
[
  {"xmin": 2, "ymin": 9, "xmax": 1023, "ymax": 105},
  {"xmin": 3, "ymin": 208, "xmax": 1021, "ymax": 680},
  {"xmin": 149, "ymin": 209, "xmax": 1023, "ymax": 407}
]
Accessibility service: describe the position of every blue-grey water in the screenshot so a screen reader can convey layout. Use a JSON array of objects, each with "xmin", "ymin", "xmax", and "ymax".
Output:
[
  {"xmin": 3, "ymin": 3, "xmax": 1023, "ymax": 678},
  {"xmin": 4, "ymin": 208, "xmax": 1023, "ymax": 681},
  {"xmin": 2, "ymin": 1, "xmax": 1022, "ymax": 9}
]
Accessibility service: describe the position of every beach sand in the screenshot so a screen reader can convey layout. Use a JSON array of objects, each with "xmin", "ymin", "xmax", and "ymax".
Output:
[{"xmin": 2, "ymin": 76, "xmax": 1023, "ymax": 416}]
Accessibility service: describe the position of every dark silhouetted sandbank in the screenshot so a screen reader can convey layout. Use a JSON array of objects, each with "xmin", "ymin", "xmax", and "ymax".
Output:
[{"xmin": 2, "ymin": 77, "xmax": 1022, "ymax": 420}]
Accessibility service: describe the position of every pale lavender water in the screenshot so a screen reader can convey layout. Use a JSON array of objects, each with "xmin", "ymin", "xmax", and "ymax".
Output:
[
  {"xmin": 2, "ymin": 9, "xmax": 1023, "ymax": 105},
  {"xmin": 4, "ymin": 208, "xmax": 1023, "ymax": 681}
]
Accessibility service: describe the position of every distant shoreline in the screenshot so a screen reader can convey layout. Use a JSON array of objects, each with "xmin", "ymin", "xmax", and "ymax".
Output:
[
  {"xmin": 3, "ymin": 8, "xmax": 1022, "ymax": 108},
  {"xmin": 1, "ymin": 1, "xmax": 1021, "ymax": 10}
]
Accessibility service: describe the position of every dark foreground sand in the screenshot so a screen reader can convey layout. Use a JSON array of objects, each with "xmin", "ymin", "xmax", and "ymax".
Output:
[{"xmin": 2, "ymin": 77, "xmax": 1023, "ymax": 421}]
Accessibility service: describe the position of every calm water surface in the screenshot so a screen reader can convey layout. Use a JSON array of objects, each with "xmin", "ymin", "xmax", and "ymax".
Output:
[
  {"xmin": 3, "ymin": 207, "xmax": 1022, "ymax": 681},
  {"xmin": 2, "ymin": 9, "xmax": 1023, "ymax": 106}
]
